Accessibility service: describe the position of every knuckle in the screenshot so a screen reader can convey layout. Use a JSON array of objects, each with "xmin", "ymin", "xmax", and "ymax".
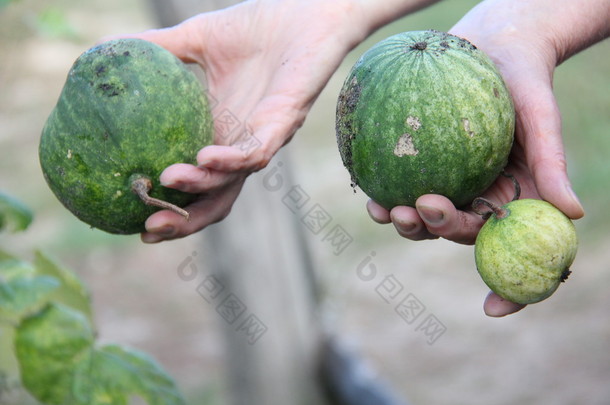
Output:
[{"xmin": 249, "ymin": 145, "xmax": 273, "ymax": 172}]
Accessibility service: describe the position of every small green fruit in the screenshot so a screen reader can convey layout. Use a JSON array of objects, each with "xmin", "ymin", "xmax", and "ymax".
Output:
[{"xmin": 474, "ymin": 198, "xmax": 578, "ymax": 305}]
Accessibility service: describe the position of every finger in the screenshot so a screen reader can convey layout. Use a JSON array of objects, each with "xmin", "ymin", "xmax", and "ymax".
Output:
[
  {"xmin": 197, "ymin": 144, "xmax": 270, "ymax": 172},
  {"xmin": 366, "ymin": 199, "xmax": 391, "ymax": 224},
  {"xmin": 483, "ymin": 291, "xmax": 526, "ymax": 317},
  {"xmin": 160, "ymin": 163, "xmax": 242, "ymax": 193},
  {"xmin": 198, "ymin": 107, "xmax": 303, "ymax": 173},
  {"xmin": 512, "ymin": 77, "xmax": 584, "ymax": 219},
  {"xmin": 415, "ymin": 194, "xmax": 484, "ymax": 245},
  {"xmin": 390, "ymin": 206, "xmax": 438, "ymax": 241},
  {"xmin": 141, "ymin": 181, "xmax": 244, "ymax": 243}
]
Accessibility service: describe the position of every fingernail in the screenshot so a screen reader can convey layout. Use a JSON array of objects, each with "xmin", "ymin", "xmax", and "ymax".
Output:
[
  {"xmin": 418, "ymin": 205, "xmax": 444, "ymax": 225},
  {"xmin": 159, "ymin": 172, "xmax": 177, "ymax": 187},
  {"xmin": 397, "ymin": 221, "xmax": 417, "ymax": 234},
  {"xmin": 197, "ymin": 159, "xmax": 212, "ymax": 168},
  {"xmin": 160, "ymin": 179, "xmax": 175, "ymax": 187},
  {"xmin": 141, "ymin": 233, "xmax": 163, "ymax": 244},
  {"xmin": 150, "ymin": 225, "xmax": 175, "ymax": 237},
  {"xmin": 566, "ymin": 184, "xmax": 584, "ymax": 215}
]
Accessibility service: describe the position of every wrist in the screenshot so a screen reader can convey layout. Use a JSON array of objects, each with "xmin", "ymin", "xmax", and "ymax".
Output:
[
  {"xmin": 452, "ymin": 0, "xmax": 610, "ymax": 68},
  {"xmin": 355, "ymin": 0, "xmax": 440, "ymax": 36},
  {"xmin": 549, "ymin": 0, "xmax": 610, "ymax": 65},
  {"xmin": 251, "ymin": 0, "xmax": 373, "ymax": 51}
]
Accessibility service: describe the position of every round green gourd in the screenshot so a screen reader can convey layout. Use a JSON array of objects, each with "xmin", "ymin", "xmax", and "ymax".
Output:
[
  {"xmin": 474, "ymin": 199, "xmax": 578, "ymax": 305},
  {"xmin": 39, "ymin": 38, "xmax": 213, "ymax": 234},
  {"xmin": 336, "ymin": 30, "xmax": 515, "ymax": 209}
]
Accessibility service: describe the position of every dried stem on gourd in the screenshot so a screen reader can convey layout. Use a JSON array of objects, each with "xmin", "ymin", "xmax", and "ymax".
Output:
[
  {"xmin": 131, "ymin": 176, "xmax": 190, "ymax": 220},
  {"xmin": 472, "ymin": 197, "xmax": 508, "ymax": 219},
  {"xmin": 472, "ymin": 171, "xmax": 521, "ymax": 220},
  {"xmin": 501, "ymin": 171, "xmax": 521, "ymax": 201}
]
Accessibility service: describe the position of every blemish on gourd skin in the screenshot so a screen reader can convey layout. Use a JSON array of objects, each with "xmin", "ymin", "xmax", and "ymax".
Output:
[
  {"xmin": 336, "ymin": 75, "xmax": 361, "ymax": 181},
  {"xmin": 462, "ymin": 118, "xmax": 475, "ymax": 138},
  {"xmin": 95, "ymin": 65, "xmax": 106, "ymax": 77},
  {"xmin": 406, "ymin": 116, "xmax": 421, "ymax": 131},
  {"xmin": 394, "ymin": 133, "xmax": 419, "ymax": 157},
  {"xmin": 97, "ymin": 80, "xmax": 126, "ymax": 97},
  {"xmin": 395, "ymin": 116, "xmax": 421, "ymax": 156}
]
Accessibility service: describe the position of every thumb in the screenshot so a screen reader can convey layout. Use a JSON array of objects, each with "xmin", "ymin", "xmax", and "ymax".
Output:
[{"xmin": 513, "ymin": 77, "xmax": 584, "ymax": 219}]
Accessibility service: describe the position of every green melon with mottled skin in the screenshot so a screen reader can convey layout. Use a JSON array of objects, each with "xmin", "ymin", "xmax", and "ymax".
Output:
[
  {"xmin": 39, "ymin": 38, "xmax": 213, "ymax": 234},
  {"xmin": 475, "ymin": 199, "xmax": 578, "ymax": 305},
  {"xmin": 336, "ymin": 30, "xmax": 515, "ymax": 209}
]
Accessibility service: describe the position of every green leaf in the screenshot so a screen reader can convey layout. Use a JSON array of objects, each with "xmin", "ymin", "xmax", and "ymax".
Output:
[
  {"xmin": 0, "ymin": 192, "xmax": 33, "ymax": 233},
  {"xmin": 0, "ymin": 256, "xmax": 36, "ymax": 280},
  {"xmin": 0, "ymin": 258, "xmax": 60, "ymax": 321},
  {"xmin": 33, "ymin": 251, "xmax": 93, "ymax": 322},
  {"xmin": 74, "ymin": 345, "xmax": 187, "ymax": 405},
  {"xmin": 0, "ymin": 251, "xmax": 92, "ymax": 322},
  {"xmin": 16, "ymin": 303, "xmax": 186, "ymax": 405},
  {"xmin": 15, "ymin": 303, "xmax": 95, "ymax": 404},
  {"xmin": 0, "ymin": 276, "xmax": 60, "ymax": 321}
]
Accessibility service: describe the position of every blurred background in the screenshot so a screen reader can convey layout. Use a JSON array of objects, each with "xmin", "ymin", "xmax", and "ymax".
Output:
[{"xmin": 1, "ymin": 0, "xmax": 609, "ymax": 404}]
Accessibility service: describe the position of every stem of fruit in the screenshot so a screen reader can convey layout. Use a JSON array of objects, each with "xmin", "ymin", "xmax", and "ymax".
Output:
[
  {"xmin": 472, "ymin": 172, "xmax": 520, "ymax": 219},
  {"xmin": 472, "ymin": 198, "xmax": 508, "ymax": 219},
  {"xmin": 131, "ymin": 176, "xmax": 190, "ymax": 221},
  {"xmin": 501, "ymin": 171, "xmax": 521, "ymax": 201}
]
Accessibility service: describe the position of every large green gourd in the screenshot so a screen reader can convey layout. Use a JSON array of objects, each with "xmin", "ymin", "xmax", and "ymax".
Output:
[
  {"xmin": 39, "ymin": 39, "xmax": 213, "ymax": 234},
  {"xmin": 336, "ymin": 30, "xmax": 515, "ymax": 209}
]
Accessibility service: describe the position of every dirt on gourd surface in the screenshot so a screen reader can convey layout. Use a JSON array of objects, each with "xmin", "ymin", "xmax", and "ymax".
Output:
[{"xmin": 1, "ymin": 1, "xmax": 610, "ymax": 405}]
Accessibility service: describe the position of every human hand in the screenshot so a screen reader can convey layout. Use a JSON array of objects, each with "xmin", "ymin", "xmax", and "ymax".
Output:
[
  {"xmin": 367, "ymin": 0, "xmax": 608, "ymax": 316},
  {"xmin": 112, "ymin": 0, "xmax": 370, "ymax": 243}
]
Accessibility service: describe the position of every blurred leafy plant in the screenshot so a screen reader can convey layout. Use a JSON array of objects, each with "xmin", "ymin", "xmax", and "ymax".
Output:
[
  {"xmin": 0, "ymin": 0, "xmax": 80, "ymax": 41},
  {"xmin": 0, "ymin": 192, "xmax": 33, "ymax": 233},
  {"xmin": 0, "ymin": 0, "xmax": 20, "ymax": 10},
  {"xmin": 32, "ymin": 6, "xmax": 79, "ymax": 40},
  {"xmin": 0, "ymin": 192, "xmax": 186, "ymax": 405}
]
